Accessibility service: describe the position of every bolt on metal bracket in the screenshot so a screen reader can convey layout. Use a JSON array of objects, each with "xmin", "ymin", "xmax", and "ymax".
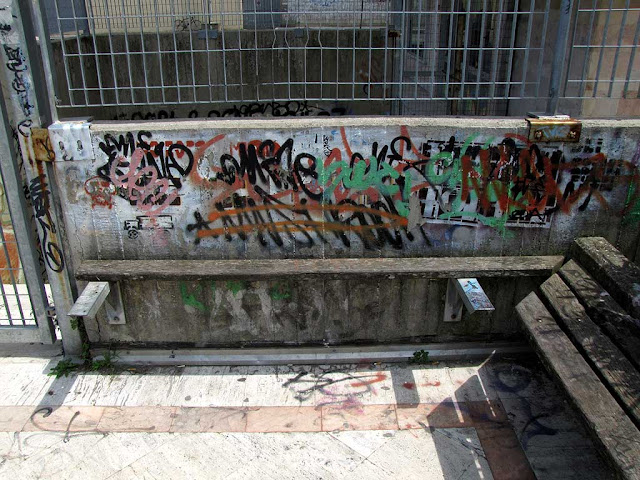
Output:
[
  {"xmin": 443, "ymin": 278, "xmax": 495, "ymax": 323},
  {"xmin": 526, "ymin": 114, "xmax": 581, "ymax": 143}
]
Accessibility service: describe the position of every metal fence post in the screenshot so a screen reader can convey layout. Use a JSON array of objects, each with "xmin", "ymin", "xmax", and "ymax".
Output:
[
  {"xmin": 0, "ymin": 86, "xmax": 55, "ymax": 343},
  {"xmin": 546, "ymin": 0, "xmax": 574, "ymax": 114},
  {"xmin": 0, "ymin": 0, "xmax": 82, "ymax": 353}
]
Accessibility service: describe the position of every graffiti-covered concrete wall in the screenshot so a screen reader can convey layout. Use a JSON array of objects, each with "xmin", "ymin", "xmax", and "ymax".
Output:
[{"xmin": 51, "ymin": 117, "xmax": 640, "ymax": 347}]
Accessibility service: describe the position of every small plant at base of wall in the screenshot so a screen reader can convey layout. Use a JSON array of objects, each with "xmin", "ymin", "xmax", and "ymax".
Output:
[
  {"xmin": 48, "ymin": 359, "xmax": 79, "ymax": 378},
  {"xmin": 90, "ymin": 350, "xmax": 118, "ymax": 372},
  {"xmin": 409, "ymin": 350, "xmax": 430, "ymax": 364}
]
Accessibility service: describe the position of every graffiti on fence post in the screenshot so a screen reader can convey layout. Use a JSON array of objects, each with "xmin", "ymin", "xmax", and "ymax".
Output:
[{"xmin": 28, "ymin": 174, "xmax": 63, "ymax": 272}]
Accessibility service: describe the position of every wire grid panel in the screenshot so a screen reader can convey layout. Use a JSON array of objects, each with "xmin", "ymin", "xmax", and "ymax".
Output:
[
  {"xmin": 564, "ymin": 0, "xmax": 640, "ymax": 99},
  {"xmin": 0, "ymin": 176, "xmax": 38, "ymax": 327},
  {"xmin": 44, "ymin": 0, "xmax": 557, "ymax": 109}
]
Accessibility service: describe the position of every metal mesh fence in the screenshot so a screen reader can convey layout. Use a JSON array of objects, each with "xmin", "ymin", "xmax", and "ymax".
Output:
[
  {"xmin": 564, "ymin": 0, "xmax": 640, "ymax": 99},
  {"xmin": 38, "ymin": 0, "xmax": 640, "ymax": 117},
  {"xmin": 0, "ymin": 176, "xmax": 38, "ymax": 327}
]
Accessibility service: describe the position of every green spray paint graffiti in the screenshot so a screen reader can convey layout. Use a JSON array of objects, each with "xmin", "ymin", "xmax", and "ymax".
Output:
[
  {"xmin": 179, "ymin": 282, "xmax": 207, "ymax": 313},
  {"xmin": 269, "ymin": 281, "xmax": 291, "ymax": 300},
  {"xmin": 226, "ymin": 280, "xmax": 247, "ymax": 296}
]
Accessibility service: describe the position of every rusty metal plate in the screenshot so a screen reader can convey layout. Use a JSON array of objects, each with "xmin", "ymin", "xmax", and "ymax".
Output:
[
  {"xmin": 527, "ymin": 118, "xmax": 582, "ymax": 143},
  {"xmin": 30, "ymin": 128, "xmax": 56, "ymax": 162}
]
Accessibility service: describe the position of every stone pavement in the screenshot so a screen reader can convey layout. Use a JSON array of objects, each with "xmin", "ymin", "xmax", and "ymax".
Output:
[{"xmin": 0, "ymin": 344, "xmax": 613, "ymax": 479}]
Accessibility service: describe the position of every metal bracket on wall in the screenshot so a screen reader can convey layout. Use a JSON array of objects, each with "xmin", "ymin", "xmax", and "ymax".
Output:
[
  {"xmin": 30, "ymin": 128, "xmax": 55, "ymax": 162},
  {"xmin": 69, "ymin": 281, "xmax": 126, "ymax": 325},
  {"xmin": 443, "ymin": 278, "xmax": 495, "ymax": 323},
  {"xmin": 48, "ymin": 118, "xmax": 93, "ymax": 162},
  {"xmin": 526, "ymin": 115, "xmax": 582, "ymax": 143}
]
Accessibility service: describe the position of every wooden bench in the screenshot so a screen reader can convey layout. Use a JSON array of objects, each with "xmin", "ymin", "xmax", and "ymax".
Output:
[{"xmin": 516, "ymin": 237, "xmax": 640, "ymax": 480}]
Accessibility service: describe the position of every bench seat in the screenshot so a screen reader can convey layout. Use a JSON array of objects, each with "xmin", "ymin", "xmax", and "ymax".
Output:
[
  {"xmin": 516, "ymin": 237, "xmax": 640, "ymax": 480},
  {"xmin": 76, "ymin": 255, "xmax": 564, "ymax": 281}
]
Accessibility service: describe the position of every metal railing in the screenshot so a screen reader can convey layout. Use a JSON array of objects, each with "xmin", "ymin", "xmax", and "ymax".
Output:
[
  {"xmin": 0, "ymin": 176, "xmax": 38, "ymax": 328},
  {"xmin": 34, "ymin": 0, "xmax": 640, "ymax": 118},
  {"xmin": 564, "ymin": 0, "xmax": 640, "ymax": 99}
]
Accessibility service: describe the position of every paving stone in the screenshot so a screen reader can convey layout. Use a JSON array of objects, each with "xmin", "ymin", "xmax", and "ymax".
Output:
[
  {"xmin": 224, "ymin": 432, "xmax": 369, "ymax": 479},
  {"xmin": 476, "ymin": 425, "xmax": 536, "ymax": 480},
  {"xmin": 409, "ymin": 365, "xmax": 459, "ymax": 404},
  {"xmin": 526, "ymin": 447, "xmax": 615, "ymax": 480},
  {"xmin": 22, "ymin": 406, "xmax": 104, "ymax": 432},
  {"xmin": 466, "ymin": 399, "xmax": 510, "ymax": 426},
  {"xmin": 170, "ymin": 406, "xmax": 247, "ymax": 432},
  {"xmin": 97, "ymin": 406, "xmax": 175, "ymax": 433},
  {"xmin": 366, "ymin": 427, "xmax": 494, "ymax": 480},
  {"xmin": 322, "ymin": 404, "xmax": 398, "ymax": 431},
  {"xmin": 328, "ymin": 429, "xmax": 396, "ymax": 458},
  {"xmin": 483, "ymin": 359, "xmax": 562, "ymax": 400},
  {"xmin": 396, "ymin": 402, "xmax": 472, "ymax": 429},
  {"xmin": 0, "ymin": 406, "xmax": 33, "ymax": 431},
  {"xmin": 246, "ymin": 405, "xmax": 321, "ymax": 432},
  {"xmin": 448, "ymin": 364, "xmax": 499, "ymax": 402}
]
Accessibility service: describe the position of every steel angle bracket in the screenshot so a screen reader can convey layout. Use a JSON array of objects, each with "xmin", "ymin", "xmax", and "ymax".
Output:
[
  {"xmin": 30, "ymin": 128, "xmax": 56, "ymax": 162},
  {"xmin": 443, "ymin": 278, "xmax": 495, "ymax": 323},
  {"xmin": 69, "ymin": 281, "xmax": 126, "ymax": 325},
  {"xmin": 48, "ymin": 118, "xmax": 93, "ymax": 162},
  {"xmin": 526, "ymin": 115, "xmax": 581, "ymax": 143}
]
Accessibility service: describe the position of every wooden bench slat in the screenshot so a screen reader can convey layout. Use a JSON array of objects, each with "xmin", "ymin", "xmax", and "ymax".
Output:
[
  {"xmin": 539, "ymin": 274, "xmax": 640, "ymax": 429},
  {"xmin": 559, "ymin": 260, "xmax": 640, "ymax": 370},
  {"xmin": 571, "ymin": 237, "xmax": 640, "ymax": 319},
  {"xmin": 516, "ymin": 292, "xmax": 640, "ymax": 480},
  {"xmin": 75, "ymin": 256, "xmax": 564, "ymax": 281}
]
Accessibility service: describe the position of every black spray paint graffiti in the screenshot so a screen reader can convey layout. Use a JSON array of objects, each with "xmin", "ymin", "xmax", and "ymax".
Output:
[
  {"xmin": 98, "ymin": 131, "xmax": 199, "ymax": 211},
  {"xmin": 186, "ymin": 136, "xmax": 425, "ymax": 249},
  {"xmin": 3, "ymin": 45, "xmax": 34, "ymax": 119},
  {"xmin": 112, "ymin": 110, "xmax": 176, "ymax": 121},
  {"xmin": 3, "ymin": 44, "xmax": 34, "ymax": 144},
  {"xmin": 28, "ymin": 174, "xmax": 64, "ymax": 272},
  {"xmin": 202, "ymin": 101, "xmax": 347, "ymax": 118},
  {"xmin": 98, "ymin": 131, "xmax": 196, "ymax": 189},
  {"xmin": 188, "ymin": 129, "xmax": 640, "ymax": 250},
  {"xmin": 111, "ymin": 101, "xmax": 347, "ymax": 121},
  {"xmin": 282, "ymin": 368, "xmax": 388, "ymax": 405}
]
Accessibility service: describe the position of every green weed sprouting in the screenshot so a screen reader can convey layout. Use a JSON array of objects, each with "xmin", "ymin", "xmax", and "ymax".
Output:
[
  {"xmin": 90, "ymin": 350, "xmax": 118, "ymax": 372},
  {"xmin": 409, "ymin": 349, "xmax": 430, "ymax": 364},
  {"xmin": 48, "ymin": 358, "xmax": 79, "ymax": 378}
]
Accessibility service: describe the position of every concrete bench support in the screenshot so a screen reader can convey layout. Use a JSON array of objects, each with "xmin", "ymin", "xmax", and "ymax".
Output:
[
  {"xmin": 72, "ymin": 255, "xmax": 561, "ymax": 348},
  {"xmin": 443, "ymin": 278, "xmax": 495, "ymax": 323},
  {"xmin": 69, "ymin": 281, "xmax": 126, "ymax": 325}
]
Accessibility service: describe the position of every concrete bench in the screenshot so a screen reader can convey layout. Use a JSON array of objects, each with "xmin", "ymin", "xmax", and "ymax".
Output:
[
  {"xmin": 75, "ymin": 256, "xmax": 564, "ymax": 281},
  {"xmin": 74, "ymin": 255, "xmax": 562, "ymax": 322},
  {"xmin": 516, "ymin": 237, "xmax": 640, "ymax": 480}
]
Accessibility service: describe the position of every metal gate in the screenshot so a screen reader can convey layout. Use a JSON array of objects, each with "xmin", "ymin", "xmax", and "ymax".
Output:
[
  {"xmin": 0, "ymin": 0, "xmax": 81, "ymax": 349},
  {"xmin": 0, "ymin": 74, "xmax": 55, "ymax": 343}
]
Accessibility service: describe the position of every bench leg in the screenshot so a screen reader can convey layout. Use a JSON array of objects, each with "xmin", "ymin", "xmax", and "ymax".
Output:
[
  {"xmin": 444, "ymin": 279, "xmax": 464, "ymax": 322},
  {"xmin": 69, "ymin": 281, "xmax": 126, "ymax": 325},
  {"xmin": 443, "ymin": 278, "xmax": 495, "ymax": 323}
]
